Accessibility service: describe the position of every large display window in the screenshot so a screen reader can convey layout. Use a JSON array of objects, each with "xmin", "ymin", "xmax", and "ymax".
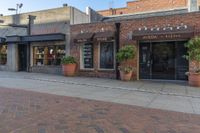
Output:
[
  {"xmin": 0, "ymin": 45, "xmax": 7, "ymax": 65},
  {"xmin": 33, "ymin": 45, "xmax": 65, "ymax": 66},
  {"xmin": 99, "ymin": 42, "xmax": 115, "ymax": 69}
]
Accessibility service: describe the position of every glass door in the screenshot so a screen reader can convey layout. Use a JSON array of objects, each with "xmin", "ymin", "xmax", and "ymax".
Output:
[
  {"xmin": 139, "ymin": 42, "xmax": 151, "ymax": 79},
  {"xmin": 139, "ymin": 41, "xmax": 188, "ymax": 80},
  {"xmin": 18, "ymin": 44, "xmax": 27, "ymax": 71},
  {"xmin": 151, "ymin": 42, "xmax": 175, "ymax": 80}
]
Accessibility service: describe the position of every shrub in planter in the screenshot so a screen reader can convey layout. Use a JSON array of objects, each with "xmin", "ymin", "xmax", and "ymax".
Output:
[
  {"xmin": 185, "ymin": 37, "xmax": 200, "ymax": 87},
  {"xmin": 61, "ymin": 56, "xmax": 77, "ymax": 76},
  {"xmin": 116, "ymin": 45, "xmax": 136, "ymax": 81}
]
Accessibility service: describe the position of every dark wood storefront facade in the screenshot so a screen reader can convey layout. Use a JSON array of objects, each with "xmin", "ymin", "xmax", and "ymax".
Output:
[
  {"xmin": 133, "ymin": 26, "xmax": 194, "ymax": 80},
  {"xmin": 71, "ymin": 11, "xmax": 200, "ymax": 80}
]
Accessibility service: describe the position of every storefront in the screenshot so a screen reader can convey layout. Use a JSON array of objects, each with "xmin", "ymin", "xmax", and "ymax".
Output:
[
  {"xmin": 72, "ymin": 29, "xmax": 117, "ymax": 78},
  {"xmin": 133, "ymin": 26, "xmax": 194, "ymax": 80},
  {"xmin": 71, "ymin": 11, "xmax": 200, "ymax": 80},
  {"xmin": 4, "ymin": 33, "xmax": 66, "ymax": 74}
]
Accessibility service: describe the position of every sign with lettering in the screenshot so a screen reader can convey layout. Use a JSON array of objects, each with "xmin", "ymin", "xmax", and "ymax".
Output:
[
  {"xmin": 96, "ymin": 37, "xmax": 114, "ymax": 41},
  {"xmin": 83, "ymin": 43, "xmax": 93, "ymax": 68},
  {"xmin": 75, "ymin": 39, "xmax": 88, "ymax": 43},
  {"xmin": 133, "ymin": 33, "xmax": 194, "ymax": 41}
]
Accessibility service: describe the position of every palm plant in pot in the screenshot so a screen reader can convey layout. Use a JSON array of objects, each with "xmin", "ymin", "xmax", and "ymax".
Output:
[
  {"xmin": 185, "ymin": 37, "xmax": 200, "ymax": 87},
  {"xmin": 61, "ymin": 56, "xmax": 77, "ymax": 76},
  {"xmin": 116, "ymin": 45, "xmax": 136, "ymax": 81}
]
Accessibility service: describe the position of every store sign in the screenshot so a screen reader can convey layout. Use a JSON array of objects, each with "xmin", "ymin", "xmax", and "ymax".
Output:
[
  {"xmin": 83, "ymin": 43, "xmax": 93, "ymax": 68},
  {"xmin": 133, "ymin": 32, "xmax": 193, "ymax": 41},
  {"xmin": 75, "ymin": 39, "xmax": 88, "ymax": 43},
  {"xmin": 133, "ymin": 25, "xmax": 194, "ymax": 41},
  {"xmin": 96, "ymin": 37, "xmax": 114, "ymax": 41}
]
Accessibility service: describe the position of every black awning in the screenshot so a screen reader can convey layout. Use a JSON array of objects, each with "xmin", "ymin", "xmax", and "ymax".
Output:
[
  {"xmin": 6, "ymin": 33, "xmax": 65, "ymax": 43},
  {"xmin": 0, "ymin": 37, "xmax": 6, "ymax": 44},
  {"xmin": 22, "ymin": 33, "xmax": 65, "ymax": 42},
  {"xmin": 132, "ymin": 27, "xmax": 194, "ymax": 41},
  {"xmin": 94, "ymin": 31, "xmax": 115, "ymax": 41},
  {"xmin": 74, "ymin": 33, "xmax": 94, "ymax": 43},
  {"xmin": 6, "ymin": 36, "xmax": 21, "ymax": 43}
]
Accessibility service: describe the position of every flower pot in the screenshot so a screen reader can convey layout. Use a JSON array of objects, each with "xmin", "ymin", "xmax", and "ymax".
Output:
[
  {"xmin": 62, "ymin": 64, "xmax": 76, "ymax": 76},
  {"xmin": 188, "ymin": 72, "xmax": 200, "ymax": 87},
  {"xmin": 120, "ymin": 71, "xmax": 133, "ymax": 81}
]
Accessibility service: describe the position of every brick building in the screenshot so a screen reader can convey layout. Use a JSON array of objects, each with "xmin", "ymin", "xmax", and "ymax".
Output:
[
  {"xmin": 98, "ymin": 0, "xmax": 199, "ymax": 16},
  {"xmin": 71, "ymin": 9, "xmax": 200, "ymax": 80}
]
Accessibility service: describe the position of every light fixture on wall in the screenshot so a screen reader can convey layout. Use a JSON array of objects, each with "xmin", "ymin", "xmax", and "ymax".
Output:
[{"xmin": 176, "ymin": 23, "xmax": 188, "ymax": 30}]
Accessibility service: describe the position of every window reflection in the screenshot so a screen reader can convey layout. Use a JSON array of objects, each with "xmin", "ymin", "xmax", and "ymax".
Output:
[
  {"xmin": 100, "ymin": 42, "xmax": 114, "ymax": 69},
  {"xmin": 33, "ymin": 45, "xmax": 65, "ymax": 66},
  {"xmin": 0, "ymin": 45, "xmax": 7, "ymax": 65}
]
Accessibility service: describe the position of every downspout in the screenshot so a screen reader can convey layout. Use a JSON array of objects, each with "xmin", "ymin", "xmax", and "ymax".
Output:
[{"xmin": 115, "ymin": 22, "xmax": 121, "ymax": 80}]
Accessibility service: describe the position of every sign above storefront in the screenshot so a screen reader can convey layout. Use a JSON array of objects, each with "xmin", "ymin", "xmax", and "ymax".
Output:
[
  {"xmin": 94, "ymin": 31, "xmax": 115, "ymax": 41},
  {"xmin": 134, "ymin": 32, "xmax": 194, "ymax": 41},
  {"xmin": 133, "ymin": 24, "xmax": 194, "ymax": 41},
  {"xmin": 74, "ymin": 33, "xmax": 94, "ymax": 43}
]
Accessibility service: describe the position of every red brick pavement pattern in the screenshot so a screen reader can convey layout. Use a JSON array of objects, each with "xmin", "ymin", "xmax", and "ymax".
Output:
[{"xmin": 0, "ymin": 88, "xmax": 199, "ymax": 133}]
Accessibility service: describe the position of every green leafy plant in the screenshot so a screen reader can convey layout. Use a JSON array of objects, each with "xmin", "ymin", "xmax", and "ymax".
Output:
[
  {"xmin": 185, "ymin": 37, "xmax": 200, "ymax": 73},
  {"xmin": 61, "ymin": 56, "xmax": 76, "ymax": 65},
  {"xmin": 116, "ymin": 45, "xmax": 136, "ymax": 63},
  {"xmin": 116, "ymin": 45, "xmax": 136, "ymax": 73}
]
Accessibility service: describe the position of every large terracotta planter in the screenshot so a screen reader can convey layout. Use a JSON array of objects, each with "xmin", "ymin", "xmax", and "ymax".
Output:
[
  {"xmin": 188, "ymin": 72, "xmax": 200, "ymax": 87},
  {"xmin": 62, "ymin": 64, "xmax": 76, "ymax": 76},
  {"xmin": 120, "ymin": 71, "xmax": 133, "ymax": 81}
]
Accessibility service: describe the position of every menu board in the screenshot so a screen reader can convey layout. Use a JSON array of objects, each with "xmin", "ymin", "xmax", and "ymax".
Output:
[{"xmin": 83, "ymin": 43, "xmax": 93, "ymax": 68}]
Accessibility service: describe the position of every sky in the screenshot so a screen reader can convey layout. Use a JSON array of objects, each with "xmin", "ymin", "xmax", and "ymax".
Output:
[{"xmin": 0, "ymin": 0, "xmax": 130, "ymax": 15}]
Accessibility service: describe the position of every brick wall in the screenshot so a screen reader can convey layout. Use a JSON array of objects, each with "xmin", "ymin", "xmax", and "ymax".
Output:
[
  {"xmin": 71, "ymin": 12, "xmax": 200, "ymax": 79},
  {"xmin": 98, "ymin": 0, "xmax": 189, "ymax": 16},
  {"xmin": 70, "ymin": 22, "xmax": 116, "ymax": 78}
]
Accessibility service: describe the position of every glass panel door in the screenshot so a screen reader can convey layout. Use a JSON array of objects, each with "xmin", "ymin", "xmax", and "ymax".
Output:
[
  {"xmin": 152, "ymin": 42, "xmax": 175, "ymax": 80},
  {"xmin": 139, "ymin": 42, "xmax": 151, "ymax": 79}
]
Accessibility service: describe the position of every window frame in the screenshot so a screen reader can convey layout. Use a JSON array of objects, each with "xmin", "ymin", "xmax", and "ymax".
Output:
[
  {"xmin": 80, "ymin": 43, "xmax": 94, "ymax": 70},
  {"xmin": 32, "ymin": 44, "xmax": 65, "ymax": 66},
  {"xmin": 98, "ymin": 41, "xmax": 116, "ymax": 71},
  {"xmin": 0, "ymin": 44, "xmax": 8, "ymax": 65}
]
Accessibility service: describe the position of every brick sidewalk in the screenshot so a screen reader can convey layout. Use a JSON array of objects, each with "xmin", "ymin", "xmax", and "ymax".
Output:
[{"xmin": 0, "ymin": 87, "xmax": 199, "ymax": 133}]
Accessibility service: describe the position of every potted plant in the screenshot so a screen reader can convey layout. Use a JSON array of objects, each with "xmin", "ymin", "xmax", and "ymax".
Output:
[
  {"xmin": 185, "ymin": 37, "xmax": 200, "ymax": 87},
  {"xmin": 61, "ymin": 56, "xmax": 77, "ymax": 76},
  {"xmin": 116, "ymin": 45, "xmax": 136, "ymax": 81}
]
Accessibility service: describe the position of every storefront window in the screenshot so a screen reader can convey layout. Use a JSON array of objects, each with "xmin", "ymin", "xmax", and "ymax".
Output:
[
  {"xmin": 0, "ymin": 45, "xmax": 7, "ymax": 65},
  {"xmin": 81, "ymin": 43, "xmax": 93, "ymax": 69},
  {"xmin": 33, "ymin": 45, "xmax": 65, "ymax": 66},
  {"xmin": 99, "ymin": 42, "xmax": 114, "ymax": 69}
]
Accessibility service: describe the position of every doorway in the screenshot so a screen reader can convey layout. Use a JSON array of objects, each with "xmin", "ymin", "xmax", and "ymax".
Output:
[
  {"xmin": 139, "ymin": 41, "xmax": 188, "ymax": 80},
  {"xmin": 18, "ymin": 44, "xmax": 27, "ymax": 71}
]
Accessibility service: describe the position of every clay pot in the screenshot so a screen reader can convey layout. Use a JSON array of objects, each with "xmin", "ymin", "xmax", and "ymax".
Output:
[
  {"xmin": 120, "ymin": 71, "xmax": 133, "ymax": 81},
  {"xmin": 188, "ymin": 72, "xmax": 200, "ymax": 87},
  {"xmin": 62, "ymin": 64, "xmax": 76, "ymax": 76}
]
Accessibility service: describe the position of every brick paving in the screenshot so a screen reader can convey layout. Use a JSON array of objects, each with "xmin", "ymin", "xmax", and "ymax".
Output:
[{"xmin": 0, "ymin": 88, "xmax": 199, "ymax": 133}]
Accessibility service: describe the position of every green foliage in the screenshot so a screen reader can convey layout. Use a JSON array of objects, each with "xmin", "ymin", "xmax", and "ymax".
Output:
[
  {"xmin": 116, "ymin": 45, "xmax": 136, "ymax": 63},
  {"xmin": 116, "ymin": 45, "xmax": 136, "ymax": 73},
  {"xmin": 61, "ymin": 56, "xmax": 76, "ymax": 65},
  {"xmin": 185, "ymin": 37, "xmax": 200, "ymax": 62}
]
